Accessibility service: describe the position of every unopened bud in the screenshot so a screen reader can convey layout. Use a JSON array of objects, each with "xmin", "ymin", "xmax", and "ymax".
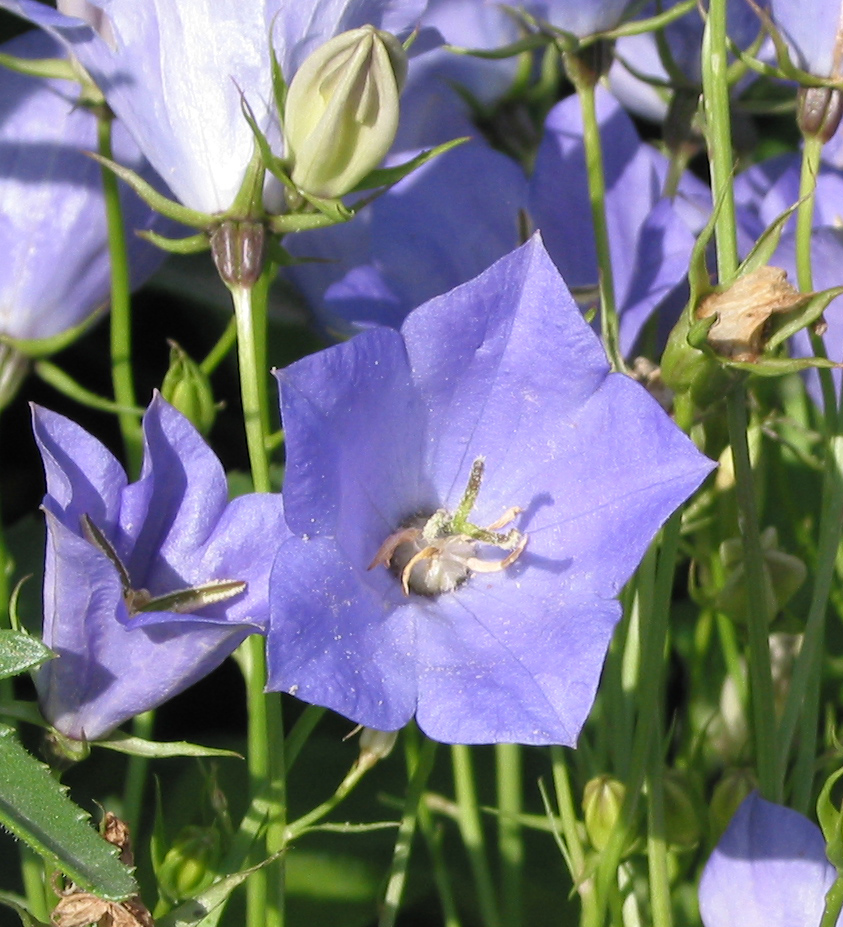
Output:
[
  {"xmin": 583, "ymin": 775, "xmax": 626, "ymax": 852},
  {"xmin": 284, "ymin": 26, "xmax": 407, "ymax": 199},
  {"xmin": 662, "ymin": 771, "xmax": 702, "ymax": 850},
  {"xmin": 161, "ymin": 341, "xmax": 216, "ymax": 436},
  {"xmin": 798, "ymin": 86, "xmax": 843, "ymax": 143},
  {"xmin": 357, "ymin": 727, "xmax": 398, "ymax": 771},
  {"xmin": 157, "ymin": 825, "xmax": 221, "ymax": 901}
]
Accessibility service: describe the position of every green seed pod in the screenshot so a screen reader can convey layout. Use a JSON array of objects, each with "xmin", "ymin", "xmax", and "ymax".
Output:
[
  {"xmin": 662, "ymin": 770, "xmax": 703, "ymax": 850},
  {"xmin": 283, "ymin": 25, "xmax": 407, "ymax": 199},
  {"xmin": 157, "ymin": 825, "xmax": 222, "ymax": 901},
  {"xmin": 161, "ymin": 341, "xmax": 216, "ymax": 436},
  {"xmin": 709, "ymin": 768, "xmax": 757, "ymax": 843}
]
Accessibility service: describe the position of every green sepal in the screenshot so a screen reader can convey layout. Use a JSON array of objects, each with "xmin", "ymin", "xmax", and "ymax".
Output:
[
  {"xmin": 0, "ymin": 890, "xmax": 49, "ymax": 927},
  {"xmin": 268, "ymin": 34, "xmax": 288, "ymax": 125},
  {"xmin": 738, "ymin": 201, "xmax": 801, "ymax": 278},
  {"xmin": 724, "ymin": 356, "xmax": 841, "ymax": 377},
  {"xmin": 35, "ymin": 360, "xmax": 145, "ymax": 416},
  {"xmin": 0, "ymin": 701, "xmax": 49, "ymax": 729},
  {"xmin": 817, "ymin": 765, "xmax": 843, "ymax": 868},
  {"xmin": 137, "ymin": 580, "xmax": 246, "ymax": 615},
  {"xmin": 349, "ymin": 136, "xmax": 469, "ymax": 193},
  {"xmin": 1, "ymin": 307, "xmax": 105, "ymax": 359},
  {"xmin": 267, "ymin": 211, "xmax": 345, "ymax": 236},
  {"xmin": 0, "ymin": 724, "xmax": 137, "ymax": 900},
  {"xmin": 138, "ymin": 229, "xmax": 210, "ymax": 255},
  {"xmin": 0, "ymin": 52, "xmax": 76, "ymax": 83},
  {"xmin": 86, "ymin": 153, "xmax": 213, "ymax": 229},
  {"xmin": 156, "ymin": 853, "xmax": 283, "ymax": 927},
  {"xmin": 443, "ymin": 33, "xmax": 550, "ymax": 60},
  {"xmin": 94, "ymin": 731, "xmax": 242, "ymax": 760},
  {"xmin": 0, "ymin": 630, "xmax": 53, "ymax": 680},
  {"xmin": 764, "ymin": 285, "xmax": 843, "ymax": 353},
  {"xmin": 599, "ymin": 0, "xmax": 697, "ymax": 41}
]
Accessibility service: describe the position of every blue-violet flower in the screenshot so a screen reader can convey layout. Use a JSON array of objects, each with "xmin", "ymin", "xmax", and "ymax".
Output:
[
  {"xmin": 267, "ymin": 236, "xmax": 714, "ymax": 744},
  {"xmin": 699, "ymin": 791, "xmax": 843, "ymax": 927},
  {"xmin": 33, "ymin": 395, "xmax": 286, "ymax": 741}
]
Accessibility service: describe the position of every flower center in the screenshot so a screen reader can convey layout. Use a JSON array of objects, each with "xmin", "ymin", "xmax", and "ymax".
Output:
[{"xmin": 368, "ymin": 457, "xmax": 527, "ymax": 597}]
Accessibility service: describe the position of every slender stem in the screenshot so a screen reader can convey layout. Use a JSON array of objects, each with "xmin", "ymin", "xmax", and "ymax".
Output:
[
  {"xmin": 200, "ymin": 315, "xmax": 238, "ymax": 377},
  {"xmin": 20, "ymin": 847, "xmax": 48, "ymax": 923},
  {"xmin": 379, "ymin": 737, "xmax": 438, "ymax": 927},
  {"xmin": 777, "ymin": 432, "xmax": 843, "ymax": 802},
  {"xmin": 594, "ymin": 513, "xmax": 682, "ymax": 926},
  {"xmin": 822, "ymin": 875, "xmax": 843, "ymax": 927},
  {"xmin": 574, "ymin": 75, "xmax": 625, "ymax": 372},
  {"xmin": 645, "ymin": 754, "xmax": 671, "ymax": 927},
  {"xmin": 97, "ymin": 112, "xmax": 142, "ymax": 477},
  {"xmin": 231, "ymin": 283, "xmax": 271, "ymax": 494},
  {"xmin": 795, "ymin": 133, "xmax": 838, "ymax": 429},
  {"xmin": 700, "ymin": 0, "xmax": 739, "ymax": 282},
  {"xmin": 725, "ymin": 388, "xmax": 780, "ymax": 801},
  {"xmin": 229, "ymin": 272, "xmax": 284, "ymax": 927},
  {"xmin": 451, "ymin": 744, "xmax": 501, "ymax": 927},
  {"xmin": 123, "ymin": 710, "xmax": 154, "ymax": 836},
  {"xmin": 495, "ymin": 743, "xmax": 523, "ymax": 927},
  {"xmin": 549, "ymin": 746, "xmax": 598, "ymax": 927}
]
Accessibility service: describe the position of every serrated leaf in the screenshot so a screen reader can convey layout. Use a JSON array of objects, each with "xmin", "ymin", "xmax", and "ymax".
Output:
[
  {"xmin": 0, "ymin": 631, "xmax": 54, "ymax": 680},
  {"xmin": 0, "ymin": 725, "xmax": 136, "ymax": 901},
  {"xmin": 95, "ymin": 731, "xmax": 242, "ymax": 760}
]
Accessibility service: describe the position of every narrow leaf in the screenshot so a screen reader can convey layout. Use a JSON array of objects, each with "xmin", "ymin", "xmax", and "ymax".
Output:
[{"xmin": 95, "ymin": 732, "xmax": 242, "ymax": 760}]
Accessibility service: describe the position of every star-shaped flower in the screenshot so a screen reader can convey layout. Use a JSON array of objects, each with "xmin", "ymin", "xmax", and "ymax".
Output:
[
  {"xmin": 267, "ymin": 236, "xmax": 714, "ymax": 744},
  {"xmin": 34, "ymin": 395, "xmax": 286, "ymax": 741}
]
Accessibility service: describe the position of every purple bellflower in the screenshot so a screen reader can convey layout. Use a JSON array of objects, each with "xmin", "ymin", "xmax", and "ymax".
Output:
[
  {"xmin": 0, "ymin": 0, "xmax": 428, "ymax": 213},
  {"xmin": 33, "ymin": 395, "xmax": 286, "ymax": 742},
  {"xmin": 286, "ymin": 138, "xmax": 528, "ymax": 334},
  {"xmin": 267, "ymin": 236, "xmax": 714, "ymax": 745},
  {"xmin": 699, "ymin": 792, "xmax": 843, "ymax": 927},
  {"xmin": 521, "ymin": 0, "xmax": 633, "ymax": 36},
  {"xmin": 529, "ymin": 88, "xmax": 709, "ymax": 355},
  {"xmin": 0, "ymin": 30, "xmax": 168, "ymax": 345}
]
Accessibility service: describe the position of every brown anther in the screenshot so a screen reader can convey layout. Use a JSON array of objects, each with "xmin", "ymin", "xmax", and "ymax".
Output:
[{"xmin": 367, "ymin": 526, "xmax": 422, "ymax": 571}]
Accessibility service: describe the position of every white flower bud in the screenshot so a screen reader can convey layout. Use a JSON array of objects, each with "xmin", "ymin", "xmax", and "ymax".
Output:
[{"xmin": 283, "ymin": 26, "xmax": 407, "ymax": 199}]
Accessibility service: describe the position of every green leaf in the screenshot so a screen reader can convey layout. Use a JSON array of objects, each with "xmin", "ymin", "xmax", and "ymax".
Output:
[
  {"xmin": 157, "ymin": 854, "xmax": 282, "ymax": 927},
  {"xmin": 0, "ymin": 890, "xmax": 49, "ymax": 927},
  {"xmin": 0, "ymin": 631, "xmax": 53, "ymax": 680},
  {"xmin": 0, "ymin": 725, "xmax": 136, "ymax": 900},
  {"xmin": 350, "ymin": 137, "xmax": 468, "ymax": 193},
  {"xmin": 95, "ymin": 731, "xmax": 242, "ymax": 760}
]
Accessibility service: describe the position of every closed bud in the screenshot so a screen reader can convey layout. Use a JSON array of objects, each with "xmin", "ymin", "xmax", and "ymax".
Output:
[
  {"xmin": 662, "ymin": 771, "xmax": 703, "ymax": 850},
  {"xmin": 583, "ymin": 775, "xmax": 626, "ymax": 852},
  {"xmin": 161, "ymin": 341, "xmax": 216, "ymax": 436},
  {"xmin": 283, "ymin": 26, "xmax": 407, "ymax": 199},
  {"xmin": 157, "ymin": 825, "xmax": 221, "ymax": 901},
  {"xmin": 357, "ymin": 727, "xmax": 398, "ymax": 771}
]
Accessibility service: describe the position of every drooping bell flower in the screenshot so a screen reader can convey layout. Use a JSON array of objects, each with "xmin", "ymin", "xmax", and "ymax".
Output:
[
  {"xmin": 33, "ymin": 395, "xmax": 286, "ymax": 741},
  {"xmin": 267, "ymin": 236, "xmax": 714, "ymax": 745}
]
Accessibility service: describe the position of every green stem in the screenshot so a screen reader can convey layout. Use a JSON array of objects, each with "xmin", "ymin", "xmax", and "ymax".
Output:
[
  {"xmin": 795, "ymin": 133, "xmax": 838, "ymax": 430},
  {"xmin": 573, "ymin": 74, "xmax": 624, "ymax": 372},
  {"xmin": 594, "ymin": 513, "xmax": 682, "ymax": 925},
  {"xmin": 549, "ymin": 746, "xmax": 598, "ymax": 927},
  {"xmin": 822, "ymin": 874, "xmax": 843, "ymax": 927},
  {"xmin": 229, "ymin": 271, "xmax": 284, "ymax": 927},
  {"xmin": 701, "ymin": 0, "xmax": 739, "ymax": 282},
  {"xmin": 777, "ymin": 432, "xmax": 843, "ymax": 806},
  {"xmin": 97, "ymin": 112, "xmax": 142, "ymax": 477},
  {"xmin": 20, "ymin": 847, "xmax": 48, "ymax": 923},
  {"xmin": 200, "ymin": 314, "xmax": 238, "ymax": 377},
  {"xmin": 379, "ymin": 737, "xmax": 438, "ymax": 927},
  {"xmin": 725, "ymin": 387, "xmax": 780, "ymax": 801},
  {"xmin": 451, "ymin": 744, "xmax": 501, "ymax": 927},
  {"xmin": 645, "ymin": 755, "xmax": 671, "ymax": 927},
  {"xmin": 123, "ymin": 710, "xmax": 154, "ymax": 837},
  {"xmin": 495, "ymin": 744, "xmax": 523, "ymax": 927}
]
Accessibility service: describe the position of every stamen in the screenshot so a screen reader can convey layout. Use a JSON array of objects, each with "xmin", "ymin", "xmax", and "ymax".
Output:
[
  {"xmin": 464, "ymin": 533, "xmax": 528, "ymax": 573},
  {"xmin": 400, "ymin": 545, "xmax": 439, "ymax": 596},
  {"xmin": 368, "ymin": 526, "xmax": 422, "ymax": 571}
]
